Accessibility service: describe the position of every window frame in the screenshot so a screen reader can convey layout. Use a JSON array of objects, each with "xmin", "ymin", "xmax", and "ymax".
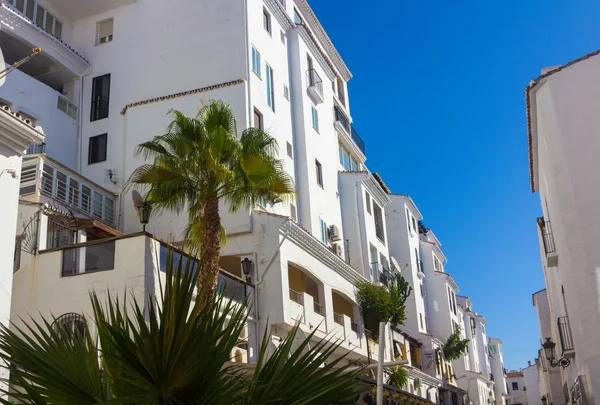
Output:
[
  {"xmin": 266, "ymin": 63, "xmax": 275, "ymax": 111},
  {"xmin": 315, "ymin": 159, "xmax": 323, "ymax": 188},
  {"xmin": 90, "ymin": 74, "xmax": 111, "ymax": 122},
  {"xmin": 88, "ymin": 133, "xmax": 108, "ymax": 165},
  {"xmin": 311, "ymin": 106, "xmax": 319, "ymax": 132},
  {"xmin": 251, "ymin": 46, "xmax": 261, "ymax": 78},
  {"xmin": 96, "ymin": 18, "xmax": 114, "ymax": 45},
  {"xmin": 365, "ymin": 191, "xmax": 371, "ymax": 214},
  {"xmin": 263, "ymin": 8, "xmax": 272, "ymax": 35},
  {"xmin": 253, "ymin": 108, "xmax": 263, "ymax": 130}
]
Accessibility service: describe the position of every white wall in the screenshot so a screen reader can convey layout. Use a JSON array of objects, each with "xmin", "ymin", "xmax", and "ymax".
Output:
[
  {"xmin": 0, "ymin": 145, "xmax": 22, "ymax": 392},
  {"xmin": 524, "ymin": 364, "xmax": 542, "ymax": 405},
  {"xmin": 489, "ymin": 338, "xmax": 508, "ymax": 405},
  {"xmin": 0, "ymin": 67, "xmax": 79, "ymax": 169},
  {"xmin": 532, "ymin": 54, "xmax": 600, "ymax": 403},
  {"xmin": 506, "ymin": 374, "xmax": 527, "ymax": 405}
]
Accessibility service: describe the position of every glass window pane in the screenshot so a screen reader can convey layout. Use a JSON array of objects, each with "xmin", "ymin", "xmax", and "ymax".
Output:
[
  {"xmin": 55, "ymin": 171, "xmax": 67, "ymax": 201},
  {"xmin": 41, "ymin": 165, "xmax": 54, "ymax": 195},
  {"xmin": 15, "ymin": 0, "xmax": 25, "ymax": 13},
  {"xmin": 24, "ymin": 0, "xmax": 34, "ymax": 20},
  {"xmin": 54, "ymin": 20, "xmax": 62, "ymax": 39},
  {"xmin": 81, "ymin": 186, "xmax": 91, "ymax": 213},
  {"xmin": 93, "ymin": 191, "xmax": 103, "ymax": 219},
  {"xmin": 45, "ymin": 12, "xmax": 53, "ymax": 33},
  {"xmin": 35, "ymin": 4, "xmax": 45, "ymax": 28},
  {"xmin": 104, "ymin": 197, "xmax": 114, "ymax": 224},
  {"xmin": 68, "ymin": 178, "xmax": 79, "ymax": 206}
]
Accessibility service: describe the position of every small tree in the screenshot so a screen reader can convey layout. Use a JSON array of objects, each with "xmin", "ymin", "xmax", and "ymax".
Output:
[
  {"xmin": 443, "ymin": 326, "xmax": 470, "ymax": 361},
  {"xmin": 356, "ymin": 274, "xmax": 412, "ymax": 341}
]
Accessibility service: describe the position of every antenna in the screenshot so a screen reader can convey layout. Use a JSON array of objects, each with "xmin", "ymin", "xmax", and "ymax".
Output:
[{"xmin": 132, "ymin": 190, "xmax": 144, "ymax": 209}]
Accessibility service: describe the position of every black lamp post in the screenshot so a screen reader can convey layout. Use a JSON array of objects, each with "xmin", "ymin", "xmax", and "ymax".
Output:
[
  {"xmin": 137, "ymin": 202, "xmax": 152, "ymax": 232},
  {"xmin": 241, "ymin": 258, "xmax": 252, "ymax": 283},
  {"xmin": 542, "ymin": 338, "xmax": 570, "ymax": 369}
]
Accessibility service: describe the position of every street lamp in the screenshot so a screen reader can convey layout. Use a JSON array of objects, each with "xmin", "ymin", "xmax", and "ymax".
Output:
[
  {"xmin": 542, "ymin": 338, "xmax": 570, "ymax": 369},
  {"xmin": 241, "ymin": 258, "xmax": 252, "ymax": 283},
  {"xmin": 132, "ymin": 190, "xmax": 152, "ymax": 232}
]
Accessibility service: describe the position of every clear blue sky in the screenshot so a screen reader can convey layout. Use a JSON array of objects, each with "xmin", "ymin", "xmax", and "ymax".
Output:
[{"xmin": 310, "ymin": 0, "xmax": 600, "ymax": 370}]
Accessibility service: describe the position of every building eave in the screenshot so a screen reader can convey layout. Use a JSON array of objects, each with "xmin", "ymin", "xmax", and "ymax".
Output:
[
  {"xmin": 526, "ymin": 48, "xmax": 600, "ymax": 192},
  {"xmin": 296, "ymin": 0, "xmax": 352, "ymax": 81},
  {"xmin": 0, "ymin": 105, "xmax": 44, "ymax": 154},
  {"xmin": 434, "ymin": 270, "xmax": 459, "ymax": 291}
]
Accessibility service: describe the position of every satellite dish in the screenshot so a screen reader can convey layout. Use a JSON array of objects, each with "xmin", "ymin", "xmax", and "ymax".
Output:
[
  {"xmin": 0, "ymin": 47, "xmax": 6, "ymax": 87},
  {"xmin": 131, "ymin": 190, "xmax": 144, "ymax": 209}
]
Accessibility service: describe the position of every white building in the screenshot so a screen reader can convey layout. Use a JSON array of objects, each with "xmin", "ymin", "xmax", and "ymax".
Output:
[
  {"xmin": 532, "ymin": 289, "xmax": 565, "ymax": 405},
  {"xmin": 489, "ymin": 337, "xmax": 509, "ymax": 405},
  {"xmin": 526, "ymin": 49, "xmax": 600, "ymax": 405},
  {"xmin": 506, "ymin": 371, "xmax": 527, "ymax": 405},
  {"xmin": 523, "ymin": 362, "xmax": 542, "ymax": 405}
]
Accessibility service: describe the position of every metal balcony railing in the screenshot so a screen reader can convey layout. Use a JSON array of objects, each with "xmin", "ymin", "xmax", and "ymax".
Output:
[
  {"xmin": 334, "ymin": 106, "xmax": 366, "ymax": 155},
  {"xmin": 538, "ymin": 218, "xmax": 556, "ymax": 254},
  {"xmin": 313, "ymin": 301, "xmax": 324, "ymax": 315},
  {"xmin": 26, "ymin": 142, "xmax": 45, "ymax": 155},
  {"xmin": 306, "ymin": 69, "xmax": 323, "ymax": 98},
  {"xmin": 557, "ymin": 316, "xmax": 574, "ymax": 354},
  {"xmin": 333, "ymin": 312, "xmax": 344, "ymax": 325},
  {"xmin": 19, "ymin": 155, "xmax": 117, "ymax": 227},
  {"xmin": 289, "ymin": 288, "xmax": 303, "ymax": 305},
  {"xmin": 371, "ymin": 262, "xmax": 392, "ymax": 287}
]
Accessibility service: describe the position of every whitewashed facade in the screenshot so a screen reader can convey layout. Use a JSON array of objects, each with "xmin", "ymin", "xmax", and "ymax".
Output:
[
  {"xmin": 527, "ymin": 50, "xmax": 600, "ymax": 405},
  {"xmin": 0, "ymin": 0, "xmax": 511, "ymax": 403}
]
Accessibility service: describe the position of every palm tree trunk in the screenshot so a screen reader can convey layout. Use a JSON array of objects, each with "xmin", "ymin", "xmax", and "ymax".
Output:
[{"xmin": 198, "ymin": 196, "xmax": 221, "ymax": 309}]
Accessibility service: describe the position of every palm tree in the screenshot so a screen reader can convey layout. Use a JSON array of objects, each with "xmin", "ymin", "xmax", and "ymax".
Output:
[
  {"xmin": 0, "ymin": 253, "xmax": 363, "ymax": 404},
  {"xmin": 128, "ymin": 100, "xmax": 294, "ymax": 307}
]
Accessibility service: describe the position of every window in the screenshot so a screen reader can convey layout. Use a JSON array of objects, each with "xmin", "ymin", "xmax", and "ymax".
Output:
[
  {"xmin": 315, "ymin": 159, "xmax": 323, "ymax": 187},
  {"xmin": 293, "ymin": 8, "xmax": 303, "ymax": 24},
  {"xmin": 266, "ymin": 64, "xmax": 274, "ymax": 111},
  {"xmin": 311, "ymin": 106, "xmax": 319, "ymax": 132},
  {"xmin": 365, "ymin": 191, "xmax": 371, "ymax": 214},
  {"xmin": 286, "ymin": 141, "xmax": 293, "ymax": 158},
  {"xmin": 283, "ymin": 84, "xmax": 289, "ymax": 100},
  {"xmin": 90, "ymin": 74, "xmax": 110, "ymax": 121},
  {"xmin": 419, "ymin": 313, "xmax": 424, "ymax": 329},
  {"xmin": 336, "ymin": 77, "xmax": 346, "ymax": 106},
  {"xmin": 434, "ymin": 257, "xmax": 442, "ymax": 272},
  {"xmin": 251, "ymin": 47, "xmax": 261, "ymax": 77},
  {"xmin": 53, "ymin": 313, "xmax": 85, "ymax": 340},
  {"xmin": 482, "ymin": 324, "xmax": 486, "ymax": 334},
  {"xmin": 370, "ymin": 244, "xmax": 378, "ymax": 281},
  {"xmin": 54, "ymin": 20, "xmax": 62, "ymax": 39},
  {"xmin": 97, "ymin": 18, "xmax": 114, "ymax": 45},
  {"xmin": 44, "ymin": 11, "xmax": 53, "ymax": 33},
  {"xmin": 407, "ymin": 209, "xmax": 412, "ymax": 231},
  {"xmin": 470, "ymin": 317, "xmax": 476, "ymax": 337},
  {"xmin": 25, "ymin": 0, "xmax": 34, "ymax": 20},
  {"xmin": 420, "ymin": 282, "xmax": 426, "ymax": 297},
  {"xmin": 280, "ymin": 30, "xmax": 286, "ymax": 44},
  {"xmin": 253, "ymin": 108, "xmax": 263, "ymax": 130},
  {"xmin": 373, "ymin": 203, "xmax": 385, "ymax": 243},
  {"xmin": 14, "ymin": 0, "xmax": 25, "ymax": 13},
  {"xmin": 290, "ymin": 203, "xmax": 297, "ymax": 221},
  {"xmin": 263, "ymin": 8, "xmax": 271, "ymax": 34},
  {"xmin": 35, "ymin": 4, "xmax": 44, "ymax": 28},
  {"xmin": 412, "ymin": 216, "xmax": 417, "ymax": 232},
  {"xmin": 320, "ymin": 218, "xmax": 328, "ymax": 244},
  {"xmin": 512, "ymin": 382, "xmax": 519, "ymax": 391},
  {"xmin": 88, "ymin": 134, "xmax": 107, "ymax": 164},
  {"xmin": 338, "ymin": 143, "xmax": 358, "ymax": 170}
]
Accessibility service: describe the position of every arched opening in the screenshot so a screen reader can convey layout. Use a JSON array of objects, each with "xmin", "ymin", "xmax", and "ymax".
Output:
[
  {"xmin": 234, "ymin": 349, "xmax": 243, "ymax": 363},
  {"xmin": 52, "ymin": 313, "xmax": 85, "ymax": 340},
  {"xmin": 331, "ymin": 290, "xmax": 356, "ymax": 329},
  {"xmin": 287, "ymin": 262, "xmax": 323, "ymax": 314}
]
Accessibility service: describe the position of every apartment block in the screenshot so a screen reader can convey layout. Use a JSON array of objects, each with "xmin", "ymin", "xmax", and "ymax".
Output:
[{"xmin": 527, "ymin": 49, "xmax": 600, "ymax": 405}]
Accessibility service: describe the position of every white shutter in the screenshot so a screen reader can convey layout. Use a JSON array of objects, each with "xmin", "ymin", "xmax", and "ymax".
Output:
[{"xmin": 97, "ymin": 19, "xmax": 114, "ymax": 43}]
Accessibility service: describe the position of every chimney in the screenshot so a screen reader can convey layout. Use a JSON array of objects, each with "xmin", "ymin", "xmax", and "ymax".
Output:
[{"xmin": 528, "ymin": 360, "xmax": 531, "ymax": 367}]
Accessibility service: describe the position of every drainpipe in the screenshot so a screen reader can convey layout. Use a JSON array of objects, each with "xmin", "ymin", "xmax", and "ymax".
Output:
[{"xmin": 76, "ymin": 72, "xmax": 90, "ymax": 174}]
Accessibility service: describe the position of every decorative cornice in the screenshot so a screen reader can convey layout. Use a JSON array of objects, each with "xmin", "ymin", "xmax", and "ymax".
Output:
[
  {"xmin": 120, "ymin": 78, "xmax": 245, "ymax": 115},
  {"xmin": 283, "ymin": 218, "xmax": 366, "ymax": 285},
  {"xmin": 297, "ymin": 0, "xmax": 352, "ymax": 80},
  {"xmin": 264, "ymin": 0, "xmax": 293, "ymax": 30},
  {"xmin": 0, "ymin": 105, "xmax": 44, "ymax": 154},
  {"xmin": 0, "ymin": 3, "xmax": 90, "ymax": 75},
  {"xmin": 363, "ymin": 172, "xmax": 392, "ymax": 207},
  {"xmin": 297, "ymin": 25, "xmax": 336, "ymax": 81}
]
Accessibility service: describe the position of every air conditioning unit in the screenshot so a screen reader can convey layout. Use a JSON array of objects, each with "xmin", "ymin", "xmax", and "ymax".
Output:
[
  {"xmin": 333, "ymin": 243, "xmax": 343, "ymax": 257},
  {"xmin": 328, "ymin": 224, "xmax": 341, "ymax": 241}
]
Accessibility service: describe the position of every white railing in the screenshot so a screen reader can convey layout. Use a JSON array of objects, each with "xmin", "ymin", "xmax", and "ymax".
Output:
[{"xmin": 20, "ymin": 155, "xmax": 117, "ymax": 227}]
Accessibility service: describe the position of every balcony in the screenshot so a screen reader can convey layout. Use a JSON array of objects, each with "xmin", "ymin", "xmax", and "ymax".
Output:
[
  {"xmin": 557, "ymin": 316, "xmax": 575, "ymax": 357},
  {"xmin": 288, "ymin": 288, "xmax": 325, "ymax": 333},
  {"xmin": 19, "ymin": 154, "xmax": 118, "ymax": 227},
  {"xmin": 371, "ymin": 262, "xmax": 392, "ymax": 287},
  {"xmin": 0, "ymin": 1, "xmax": 90, "ymax": 89},
  {"xmin": 306, "ymin": 68, "xmax": 324, "ymax": 104},
  {"xmin": 537, "ymin": 217, "xmax": 558, "ymax": 267},
  {"xmin": 334, "ymin": 105, "xmax": 366, "ymax": 157}
]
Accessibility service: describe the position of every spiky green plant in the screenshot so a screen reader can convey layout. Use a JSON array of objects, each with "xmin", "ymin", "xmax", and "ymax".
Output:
[{"xmin": 0, "ymin": 251, "xmax": 362, "ymax": 404}]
